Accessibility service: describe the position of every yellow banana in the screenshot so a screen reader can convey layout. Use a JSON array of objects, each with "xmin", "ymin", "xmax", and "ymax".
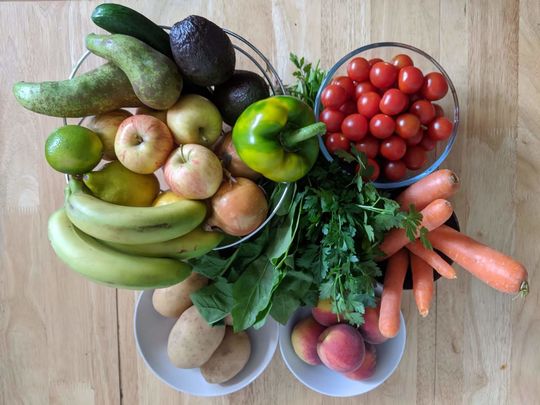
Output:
[
  {"xmin": 48, "ymin": 208, "xmax": 191, "ymax": 289},
  {"xmin": 104, "ymin": 226, "xmax": 224, "ymax": 260},
  {"xmin": 64, "ymin": 179, "xmax": 206, "ymax": 244}
]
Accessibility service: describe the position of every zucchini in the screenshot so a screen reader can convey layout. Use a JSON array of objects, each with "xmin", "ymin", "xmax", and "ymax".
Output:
[{"xmin": 91, "ymin": 3, "xmax": 172, "ymax": 58}]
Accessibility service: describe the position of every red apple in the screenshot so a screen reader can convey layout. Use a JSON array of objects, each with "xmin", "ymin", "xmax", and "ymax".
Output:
[
  {"xmin": 87, "ymin": 109, "xmax": 132, "ymax": 160},
  {"xmin": 114, "ymin": 115, "xmax": 174, "ymax": 174},
  {"xmin": 135, "ymin": 106, "xmax": 167, "ymax": 124},
  {"xmin": 344, "ymin": 342, "xmax": 377, "ymax": 380},
  {"xmin": 164, "ymin": 144, "xmax": 223, "ymax": 199}
]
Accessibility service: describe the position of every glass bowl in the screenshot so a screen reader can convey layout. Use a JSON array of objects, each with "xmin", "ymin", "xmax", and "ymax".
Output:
[
  {"xmin": 314, "ymin": 42, "xmax": 459, "ymax": 189},
  {"xmin": 62, "ymin": 27, "xmax": 290, "ymax": 251}
]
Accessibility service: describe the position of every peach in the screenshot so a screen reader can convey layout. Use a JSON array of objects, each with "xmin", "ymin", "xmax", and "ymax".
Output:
[
  {"xmin": 359, "ymin": 301, "xmax": 388, "ymax": 344},
  {"xmin": 344, "ymin": 342, "xmax": 377, "ymax": 380},
  {"xmin": 311, "ymin": 299, "xmax": 341, "ymax": 326},
  {"xmin": 291, "ymin": 316, "xmax": 326, "ymax": 365},
  {"xmin": 317, "ymin": 324, "xmax": 365, "ymax": 372}
]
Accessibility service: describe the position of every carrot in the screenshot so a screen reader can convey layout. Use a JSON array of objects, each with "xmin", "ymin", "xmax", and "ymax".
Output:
[
  {"xmin": 410, "ymin": 252, "xmax": 434, "ymax": 317},
  {"xmin": 397, "ymin": 169, "xmax": 460, "ymax": 211},
  {"xmin": 406, "ymin": 239, "xmax": 457, "ymax": 279},
  {"xmin": 429, "ymin": 225, "xmax": 529, "ymax": 295},
  {"xmin": 379, "ymin": 199, "xmax": 454, "ymax": 259},
  {"xmin": 379, "ymin": 249, "xmax": 408, "ymax": 338}
]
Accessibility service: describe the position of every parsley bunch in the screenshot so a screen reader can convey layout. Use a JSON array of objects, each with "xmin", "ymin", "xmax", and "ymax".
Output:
[{"xmin": 286, "ymin": 54, "xmax": 326, "ymax": 108}]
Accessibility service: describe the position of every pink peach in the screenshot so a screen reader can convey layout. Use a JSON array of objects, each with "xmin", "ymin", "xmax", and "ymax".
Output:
[
  {"xmin": 291, "ymin": 316, "xmax": 326, "ymax": 365},
  {"xmin": 359, "ymin": 300, "xmax": 388, "ymax": 344},
  {"xmin": 344, "ymin": 342, "xmax": 377, "ymax": 380},
  {"xmin": 317, "ymin": 324, "xmax": 365, "ymax": 372},
  {"xmin": 311, "ymin": 299, "xmax": 342, "ymax": 326}
]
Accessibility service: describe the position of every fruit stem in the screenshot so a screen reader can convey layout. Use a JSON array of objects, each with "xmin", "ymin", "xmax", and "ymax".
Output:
[{"xmin": 281, "ymin": 122, "xmax": 327, "ymax": 149}]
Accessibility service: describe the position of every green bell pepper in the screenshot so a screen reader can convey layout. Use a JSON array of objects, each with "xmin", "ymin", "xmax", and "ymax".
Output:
[{"xmin": 232, "ymin": 95, "xmax": 326, "ymax": 182}]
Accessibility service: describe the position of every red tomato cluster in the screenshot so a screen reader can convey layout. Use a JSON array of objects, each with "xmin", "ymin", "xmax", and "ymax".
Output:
[{"xmin": 320, "ymin": 54, "xmax": 453, "ymax": 182}]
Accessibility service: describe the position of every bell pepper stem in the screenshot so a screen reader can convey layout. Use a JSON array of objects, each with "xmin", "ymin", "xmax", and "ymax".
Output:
[{"xmin": 282, "ymin": 122, "xmax": 327, "ymax": 148}]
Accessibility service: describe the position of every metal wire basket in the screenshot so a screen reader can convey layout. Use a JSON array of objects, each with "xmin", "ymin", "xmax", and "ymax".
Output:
[{"xmin": 63, "ymin": 27, "xmax": 292, "ymax": 251}]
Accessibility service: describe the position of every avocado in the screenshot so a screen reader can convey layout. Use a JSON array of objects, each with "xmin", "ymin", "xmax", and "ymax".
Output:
[
  {"xmin": 212, "ymin": 70, "xmax": 270, "ymax": 126},
  {"xmin": 170, "ymin": 15, "xmax": 235, "ymax": 87}
]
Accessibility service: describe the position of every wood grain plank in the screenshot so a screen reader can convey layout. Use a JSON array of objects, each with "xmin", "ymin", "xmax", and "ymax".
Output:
[
  {"xmin": 0, "ymin": 2, "xmax": 120, "ymax": 405},
  {"xmin": 512, "ymin": 0, "xmax": 540, "ymax": 404}
]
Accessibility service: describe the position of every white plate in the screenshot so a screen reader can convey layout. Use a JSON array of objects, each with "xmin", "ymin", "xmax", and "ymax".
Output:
[
  {"xmin": 134, "ymin": 290, "xmax": 279, "ymax": 396},
  {"xmin": 279, "ymin": 307, "xmax": 406, "ymax": 397}
]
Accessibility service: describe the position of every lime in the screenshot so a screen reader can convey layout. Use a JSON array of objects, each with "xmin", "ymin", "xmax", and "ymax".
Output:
[{"xmin": 45, "ymin": 125, "xmax": 103, "ymax": 174}]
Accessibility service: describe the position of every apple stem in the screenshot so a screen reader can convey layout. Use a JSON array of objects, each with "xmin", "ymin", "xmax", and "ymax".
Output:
[{"xmin": 281, "ymin": 122, "xmax": 327, "ymax": 149}]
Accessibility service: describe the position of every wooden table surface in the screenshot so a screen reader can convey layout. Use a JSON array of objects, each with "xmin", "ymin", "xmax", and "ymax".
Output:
[{"xmin": 1, "ymin": 1, "xmax": 539, "ymax": 404}]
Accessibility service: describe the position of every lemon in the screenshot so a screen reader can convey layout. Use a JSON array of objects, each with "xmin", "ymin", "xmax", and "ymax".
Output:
[
  {"xmin": 45, "ymin": 125, "xmax": 103, "ymax": 174},
  {"xmin": 153, "ymin": 191, "xmax": 185, "ymax": 207},
  {"xmin": 83, "ymin": 161, "xmax": 160, "ymax": 207}
]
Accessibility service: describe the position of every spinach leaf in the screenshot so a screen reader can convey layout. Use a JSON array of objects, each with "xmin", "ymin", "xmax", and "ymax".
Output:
[
  {"xmin": 190, "ymin": 279, "xmax": 233, "ymax": 324},
  {"xmin": 190, "ymin": 250, "xmax": 238, "ymax": 280}
]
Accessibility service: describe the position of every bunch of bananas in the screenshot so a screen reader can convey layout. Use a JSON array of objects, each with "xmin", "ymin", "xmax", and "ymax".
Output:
[{"xmin": 48, "ymin": 179, "xmax": 224, "ymax": 289}]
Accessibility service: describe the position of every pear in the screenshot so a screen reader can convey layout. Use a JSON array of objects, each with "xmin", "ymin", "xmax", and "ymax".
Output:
[{"xmin": 83, "ymin": 161, "xmax": 160, "ymax": 207}]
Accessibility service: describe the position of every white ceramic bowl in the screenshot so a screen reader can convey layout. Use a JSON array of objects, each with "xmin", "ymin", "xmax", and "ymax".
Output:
[
  {"xmin": 134, "ymin": 290, "xmax": 279, "ymax": 396},
  {"xmin": 279, "ymin": 306, "xmax": 406, "ymax": 397}
]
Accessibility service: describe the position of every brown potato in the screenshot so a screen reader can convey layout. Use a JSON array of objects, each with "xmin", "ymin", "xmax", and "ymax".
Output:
[
  {"xmin": 152, "ymin": 272, "xmax": 208, "ymax": 318},
  {"xmin": 200, "ymin": 327, "xmax": 251, "ymax": 384},
  {"xmin": 167, "ymin": 306, "xmax": 225, "ymax": 368}
]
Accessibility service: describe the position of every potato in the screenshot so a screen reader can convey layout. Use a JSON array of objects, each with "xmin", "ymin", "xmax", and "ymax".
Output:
[
  {"xmin": 200, "ymin": 327, "xmax": 251, "ymax": 384},
  {"xmin": 167, "ymin": 306, "xmax": 225, "ymax": 368},
  {"xmin": 152, "ymin": 272, "xmax": 208, "ymax": 318}
]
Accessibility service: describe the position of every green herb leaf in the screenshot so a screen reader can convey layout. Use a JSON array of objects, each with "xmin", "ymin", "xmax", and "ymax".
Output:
[
  {"xmin": 190, "ymin": 279, "xmax": 233, "ymax": 324},
  {"xmin": 190, "ymin": 250, "xmax": 239, "ymax": 280}
]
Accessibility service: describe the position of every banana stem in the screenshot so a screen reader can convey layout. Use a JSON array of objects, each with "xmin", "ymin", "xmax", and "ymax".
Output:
[{"xmin": 282, "ymin": 122, "xmax": 327, "ymax": 149}]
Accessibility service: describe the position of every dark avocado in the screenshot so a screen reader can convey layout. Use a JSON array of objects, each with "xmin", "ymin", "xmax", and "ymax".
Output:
[
  {"xmin": 212, "ymin": 70, "xmax": 270, "ymax": 126},
  {"xmin": 182, "ymin": 78, "xmax": 213, "ymax": 99},
  {"xmin": 170, "ymin": 15, "xmax": 235, "ymax": 87}
]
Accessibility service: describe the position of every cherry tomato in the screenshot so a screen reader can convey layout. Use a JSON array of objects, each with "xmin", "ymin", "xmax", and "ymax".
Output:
[
  {"xmin": 380, "ymin": 135, "xmax": 407, "ymax": 161},
  {"xmin": 354, "ymin": 136, "xmax": 379, "ymax": 159},
  {"xmin": 331, "ymin": 76, "xmax": 356, "ymax": 98},
  {"xmin": 357, "ymin": 91, "xmax": 381, "ymax": 118},
  {"xmin": 338, "ymin": 101, "xmax": 357, "ymax": 115},
  {"xmin": 392, "ymin": 54, "xmax": 414, "ymax": 69},
  {"xmin": 403, "ymin": 146, "xmax": 427, "ymax": 170},
  {"xmin": 409, "ymin": 100, "xmax": 436, "ymax": 124},
  {"xmin": 369, "ymin": 62, "xmax": 398, "ymax": 89},
  {"xmin": 420, "ymin": 135, "xmax": 436, "ymax": 151},
  {"xmin": 421, "ymin": 72, "xmax": 448, "ymax": 101},
  {"xmin": 321, "ymin": 84, "xmax": 348, "ymax": 109},
  {"xmin": 325, "ymin": 133, "xmax": 350, "ymax": 154},
  {"xmin": 341, "ymin": 114, "xmax": 368, "ymax": 142},
  {"xmin": 347, "ymin": 57, "xmax": 371, "ymax": 82},
  {"xmin": 366, "ymin": 158, "xmax": 380, "ymax": 180},
  {"xmin": 384, "ymin": 160, "xmax": 407, "ymax": 181},
  {"xmin": 428, "ymin": 116, "xmax": 453, "ymax": 140},
  {"xmin": 398, "ymin": 66, "xmax": 424, "ymax": 94},
  {"xmin": 433, "ymin": 103, "xmax": 444, "ymax": 117},
  {"xmin": 369, "ymin": 113, "xmax": 395, "ymax": 139},
  {"xmin": 368, "ymin": 58, "xmax": 383, "ymax": 67},
  {"xmin": 395, "ymin": 113, "xmax": 421, "ymax": 139},
  {"xmin": 355, "ymin": 81, "xmax": 377, "ymax": 99},
  {"xmin": 320, "ymin": 108, "xmax": 346, "ymax": 132},
  {"xmin": 406, "ymin": 128, "xmax": 424, "ymax": 146},
  {"xmin": 379, "ymin": 89, "xmax": 408, "ymax": 115}
]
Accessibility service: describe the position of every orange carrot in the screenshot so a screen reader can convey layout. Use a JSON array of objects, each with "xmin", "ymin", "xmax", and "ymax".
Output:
[
  {"xmin": 397, "ymin": 169, "xmax": 460, "ymax": 211},
  {"xmin": 410, "ymin": 252, "xmax": 434, "ymax": 317},
  {"xmin": 406, "ymin": 239, "xmax": 457, "ymax": 279},
  {"xmin": 379, "ymin": 199, "xmax": 454, "ymax": 259},
  {"xmin": 429, "ymin": 225, "xmax": 529, "ymax": 295},
  {"xmin": 379, "ymin": 249, "xmax": 408, "ymax": 338}
]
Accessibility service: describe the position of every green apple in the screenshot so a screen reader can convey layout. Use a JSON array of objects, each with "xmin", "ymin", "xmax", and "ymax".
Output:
[{"xmin": 167, "ymin": 94, "xmax": 222, "ymax": 146}]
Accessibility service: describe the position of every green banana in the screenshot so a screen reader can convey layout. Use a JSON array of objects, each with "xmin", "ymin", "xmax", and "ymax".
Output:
[
  {"xmin": 105, "ymin": 226, "xmax": 224, "ymax": 260},
  {"xmin": 48, "ymin": 209, "xmax": 191, "ymax": 289},
  {"xmin": 64, "ymin": 179, "xmax": 206, "ymax": 244}
]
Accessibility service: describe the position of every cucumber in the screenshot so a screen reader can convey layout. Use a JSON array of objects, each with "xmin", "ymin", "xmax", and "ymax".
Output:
[
  {"xmin": 13, "ymin": 63, "xmax": 143, "ymax": 118},
  {"xmin": 91, "ymin": 4, "xmax": 172, "ymax": 58}
]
